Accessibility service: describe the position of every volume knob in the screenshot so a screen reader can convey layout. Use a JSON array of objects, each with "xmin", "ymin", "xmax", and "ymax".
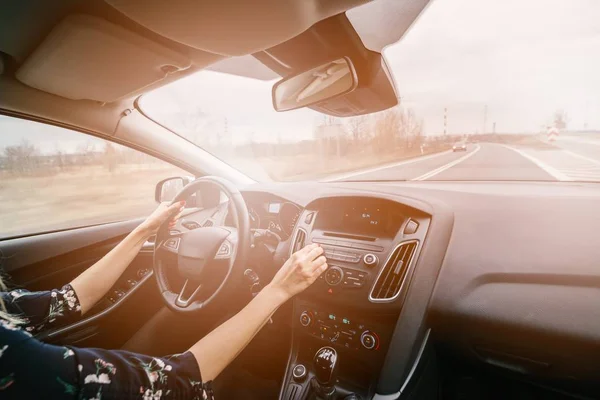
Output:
[
  {"xmin": 300, "ymin": 311, "xmax": 312, "ymax": 327},
  {"xmin": 363, "ymin": 253, "xmax": 378, "ymax": 267}
]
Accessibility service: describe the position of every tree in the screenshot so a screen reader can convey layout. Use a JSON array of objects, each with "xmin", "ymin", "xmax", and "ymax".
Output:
[
  {"xmin": 76, "ymin": 142, "xmax": 97, "ymax": 166},
  {"xmin": 103, "ymin": 142, "xmax": 117, "ymax": 173},
  {"xmin": 345, "ymin": 115, "xmax": 370, "ymax": 146},
  {"xmin": 371, "ymin": 105, "xmax": 424, "ymax": 151},
  {"xmin": 373, "ymin": 106, "xmax": 403, "ymax": 151},
  {"xmin": 3, "ymin": 139, "xmax": 38, "ymax": 174},
  {"xmin": 54, "ymin": 150, "xmax": 65, "ymax": 171}
]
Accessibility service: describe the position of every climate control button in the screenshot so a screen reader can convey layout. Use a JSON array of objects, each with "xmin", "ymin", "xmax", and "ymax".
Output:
[{"xmin": 324, "ymin": 266, "xmax": 344, "ymax": 286}]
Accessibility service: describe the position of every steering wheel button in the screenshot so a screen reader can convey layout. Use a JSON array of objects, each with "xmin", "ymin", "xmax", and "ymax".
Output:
[{"xmin": 164, "ymin": 238, "xmax": 180, "ymax": 250}]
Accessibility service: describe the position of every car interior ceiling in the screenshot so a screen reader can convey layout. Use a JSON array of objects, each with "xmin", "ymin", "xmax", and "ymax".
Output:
[{"xmin": 2, "ymin": 1, "xmax": 600, "ymax": 400}]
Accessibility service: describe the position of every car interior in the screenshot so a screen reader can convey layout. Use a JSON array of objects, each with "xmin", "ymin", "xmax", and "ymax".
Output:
[{"xmin": 2, "ymin": 0, "xmax": 600, "ymax": 399}]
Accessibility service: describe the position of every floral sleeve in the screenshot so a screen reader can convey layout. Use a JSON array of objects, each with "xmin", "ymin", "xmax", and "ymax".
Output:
[
  {"xmin": 0, "ymin": 318, "xmax": 213, "ymax": 399},
  {"xmin": 0, "ymin": 284, "xmax": 81, "ymax": 334}
]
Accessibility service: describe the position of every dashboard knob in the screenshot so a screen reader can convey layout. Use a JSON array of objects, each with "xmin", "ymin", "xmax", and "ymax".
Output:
[
  {"xmin": 363, "ymin": 253, "xmax": 378, "ymax": 267},
  {"xmin": 300, "ymin": 311, "xmax": 313, "ymax": 327},
  {"xmin": 324, "ymin": 266, "xmax": 344, "ymax": 286},
  {"xmin": 360, "ymin": 330, "xmax": 379, "ymax": 350},
  {"xmin": 292, "ymin": 364, "xmax": 307, "ymax": 381}
]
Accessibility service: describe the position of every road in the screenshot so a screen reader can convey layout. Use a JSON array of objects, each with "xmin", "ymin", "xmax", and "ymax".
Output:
[{"xmin": 327, "ymin": 138, "xmax": 600, "ymax": 182}]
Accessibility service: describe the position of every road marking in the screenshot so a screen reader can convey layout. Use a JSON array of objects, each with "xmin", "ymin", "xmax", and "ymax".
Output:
[
  {"xmin": 559, "ymin": 137, "xmax": 600, "ymax": 146},
  {"xmin": 324, "ymin": 149, "xmax": 451, "ymax": 181},
  {"xmin": 502, "ymin": 145, "xmax": 573, "ymax": 181},
  {"xmin": 562, "ymin": 150, "xmax": 600, "ymax": 166},
  {"xmin": 411, "ymin": 145, "xmax": 481, "ymax": 181}
]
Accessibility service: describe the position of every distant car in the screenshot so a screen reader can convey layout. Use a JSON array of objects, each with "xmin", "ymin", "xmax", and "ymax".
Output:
[{"xmin": 452, "ymin": 142, "xmax": 467, "ymax": 152}]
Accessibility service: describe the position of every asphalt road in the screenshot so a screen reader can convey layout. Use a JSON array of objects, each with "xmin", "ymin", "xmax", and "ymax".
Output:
[{"xmin": 330, "ymin": 139, "xmax": 600, "ymax": 182}]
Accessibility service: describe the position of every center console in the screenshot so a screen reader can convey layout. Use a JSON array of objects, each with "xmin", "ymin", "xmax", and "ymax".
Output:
[{"xmin": 279, "ymin": 196, "xmax": 430, "ymax": 400}]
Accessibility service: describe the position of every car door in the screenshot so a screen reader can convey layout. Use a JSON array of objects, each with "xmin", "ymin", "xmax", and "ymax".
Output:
[{"xmin": 0, "ymin": 115, "xmax": 188, "ymax": 349}]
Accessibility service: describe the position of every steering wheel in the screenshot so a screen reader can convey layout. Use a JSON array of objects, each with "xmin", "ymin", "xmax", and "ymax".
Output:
[{"xmin": 153, "ymin": 176, "xmax": 251, "ymax": 313}]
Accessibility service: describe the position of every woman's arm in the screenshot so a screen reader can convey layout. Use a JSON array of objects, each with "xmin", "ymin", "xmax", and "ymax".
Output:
[
  {"xmin": 189, "ymin": 243, "xmax": 327, "ymax": 381},
  {"xmin": 0, "ymin": 243, "xmax": 325, "ymax": 399},
  {"xmin": 70, "ymin": 201, "xmax": 184, "ymax": 315}
]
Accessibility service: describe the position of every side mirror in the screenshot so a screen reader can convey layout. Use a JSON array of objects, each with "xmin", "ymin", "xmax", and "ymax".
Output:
[
  {"xmin": 155, "ymin": 177, "xmax": 191, "ymax": 203},
  {"xmin": 272, "ymin": 57, "xmax": 358, "ymax": 112}
]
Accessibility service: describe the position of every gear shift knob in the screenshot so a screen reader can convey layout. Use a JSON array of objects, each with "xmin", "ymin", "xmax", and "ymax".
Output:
[{"xmin": 313, "ymin": 346, "xmax": 338, "ymax": 386}]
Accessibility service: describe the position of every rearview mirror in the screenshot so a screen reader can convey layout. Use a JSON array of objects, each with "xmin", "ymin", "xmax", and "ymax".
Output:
[{"xmin": 272, "ymin": 57, "xmax": 358, "ymax": 112}]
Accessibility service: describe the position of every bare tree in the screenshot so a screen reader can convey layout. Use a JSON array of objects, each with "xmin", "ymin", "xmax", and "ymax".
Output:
[
  {"xmin": 3, "ymin": 139, "xmax": 38, "ymax": 174},
  {"xmin": 345, "ymin": 115, "xmax": 370, "ymax": 146},
  {"xmin": 371, "ymin": 105, "xmax": 424, "ymax": 151},
  {"xmin": 103, "ymin": 142, "xmax": 117, "ymax": 173},
  {"xmin": 373, "ymin": 106, "xmax": 403, "ymax": 151},
  {"xmin": 76, "ymin": 142, "xmax": 97, "ymax": 166}
]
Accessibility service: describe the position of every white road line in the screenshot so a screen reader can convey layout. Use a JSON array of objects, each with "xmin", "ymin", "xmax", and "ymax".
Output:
[
  {"xmin": 411, "ymin": 145, "xmax": 481, "ymax": 181},
  {"xmin": 324, "ymin": 149, "xmax": 451, "ymax": 181},
  {"xmin": 562, "ymin": 150, "xmax": 600, "ymax": 166},
  {"xmin": 502, "ymin": 145, "xmax": 573, "ymax": 181},
  {"xmin": 559, "ymin": 137, "xmax": 600, "ymax": 146}
]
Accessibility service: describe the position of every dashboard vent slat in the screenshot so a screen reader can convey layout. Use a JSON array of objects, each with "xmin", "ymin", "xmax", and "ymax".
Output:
[
  {"xmin": 292, "ymin": 229, "xmax": 307, "ymax": 254},
  {"xmin": 202, "ymin": 220, "xmax": 214, "ymax": 228},
  {"xmin": 370, "ymin": 241, "xmax": 418, "ymax": 301}
]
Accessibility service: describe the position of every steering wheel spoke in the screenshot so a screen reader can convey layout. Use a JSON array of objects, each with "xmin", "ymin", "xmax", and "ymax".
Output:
[{"xmin": 175, "ymin": 279, "xmax": 203, "ymax": 308}]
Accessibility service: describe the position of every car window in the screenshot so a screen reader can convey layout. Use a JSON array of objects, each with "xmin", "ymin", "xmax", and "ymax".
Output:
[{"xmin": 0, "ymin": 115, "xmax": 188, "ymax": 239}]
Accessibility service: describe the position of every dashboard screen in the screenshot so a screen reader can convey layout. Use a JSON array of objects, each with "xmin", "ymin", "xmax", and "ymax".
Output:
[
  {"xmin": 342, "ymin": 207, "xmax": 382, "ymax": 230},
  {"xmin": 268, "ymin": 203, "xmax": 281, "ymax": 214},
  {"xmin": 314, "ymin": 199, "xmax": 403, "ymax": 237}
]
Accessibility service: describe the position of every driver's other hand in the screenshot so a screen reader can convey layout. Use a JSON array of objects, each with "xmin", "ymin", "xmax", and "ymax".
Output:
[
  {"xmin": 269, "ymin": 244, "xmax": 328, "ymax": 300},
  {"xmin": 140, "ymin": 201, "xmax": 185, "ymax": 234}
]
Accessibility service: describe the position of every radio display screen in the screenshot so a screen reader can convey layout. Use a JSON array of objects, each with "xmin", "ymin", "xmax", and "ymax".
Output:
[
  {"xmin": 314, "ymin": 199, "xmax": 404, "ymax": 237},
  {"xmin": 342, "ymin": 206, "xmax": 383, "ymax": 231}
]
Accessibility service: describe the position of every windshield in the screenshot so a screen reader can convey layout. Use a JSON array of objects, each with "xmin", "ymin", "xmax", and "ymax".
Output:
[{"xmin": 140, "ymin": 0, "xmax": 600, "ymax": 183}]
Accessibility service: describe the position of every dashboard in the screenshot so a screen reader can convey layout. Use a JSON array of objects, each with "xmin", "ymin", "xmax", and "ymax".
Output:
[
  {"xmin": 177, "ymin": 181, "xmax": 600, "ymax": 399},
  {"xmin": 239, "ymin": 180, "xmax": 600, "ymax": 400},
  {"xmin": 248, "ymin": 200, "xmax": 301, "ymax": 239}
]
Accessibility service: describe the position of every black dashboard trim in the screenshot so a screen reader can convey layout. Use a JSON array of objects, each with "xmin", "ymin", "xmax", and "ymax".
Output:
[{"xmin": 375, "ymin": 195, "xmax": 453, "ymax": 394}]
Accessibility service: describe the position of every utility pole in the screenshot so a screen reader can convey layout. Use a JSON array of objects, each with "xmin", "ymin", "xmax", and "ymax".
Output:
[
  {"xmin": 492, "ymin": 122, "xmax": 496, "ymax": 134},
  {"xmin": 443, "ymin": 107, "xmax": 447, "ymax": 135},
  {"xmin": 483, "ymin": 104, "xmax": 487, "ymax": 134}
]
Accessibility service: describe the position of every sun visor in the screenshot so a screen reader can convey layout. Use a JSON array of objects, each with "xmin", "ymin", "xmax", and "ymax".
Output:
[{"xmin": 16, "ymin": 14, "xmax": 191, "ymax": 102}]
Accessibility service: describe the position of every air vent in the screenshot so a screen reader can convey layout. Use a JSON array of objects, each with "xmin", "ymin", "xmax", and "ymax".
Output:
[
  {"xmin": 370, "ymin": 241, "xmax": 418, "ymax": 301},
  {"xmin": 292, "ymin": 229, "xmax": 307, "ymax": 254},
  {"xmin": 202, "ymin": 220, "xmax": 214, "ymax": 228}
]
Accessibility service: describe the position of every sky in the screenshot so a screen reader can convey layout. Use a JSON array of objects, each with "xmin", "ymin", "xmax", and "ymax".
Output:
[
  {"xmin": 384, "ymin": 0, "xmax": 600, "ymax": 134},
  {"xmin": 2, "ymin": 0, "xmax": 599, "ymax": 152}
]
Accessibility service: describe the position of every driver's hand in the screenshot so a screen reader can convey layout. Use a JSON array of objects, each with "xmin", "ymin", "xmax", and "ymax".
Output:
[
  {"xmin": 139, "ymin": 201, "xmax": 185, "ymax": 235},
  {"xmin": 268, "ymin": 244, "xmax": 328, "ymax": 300}
]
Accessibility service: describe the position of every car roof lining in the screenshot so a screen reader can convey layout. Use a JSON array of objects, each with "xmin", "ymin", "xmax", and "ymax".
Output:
[{"xmin": 105, "ymin": 0, "xmax": 371, "ymax": 56}]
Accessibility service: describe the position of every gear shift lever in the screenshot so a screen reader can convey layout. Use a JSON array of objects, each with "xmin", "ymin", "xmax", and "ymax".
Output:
[{"xmin": 311, "ymin": 346, "xmax": 338, "ymax": 399}]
